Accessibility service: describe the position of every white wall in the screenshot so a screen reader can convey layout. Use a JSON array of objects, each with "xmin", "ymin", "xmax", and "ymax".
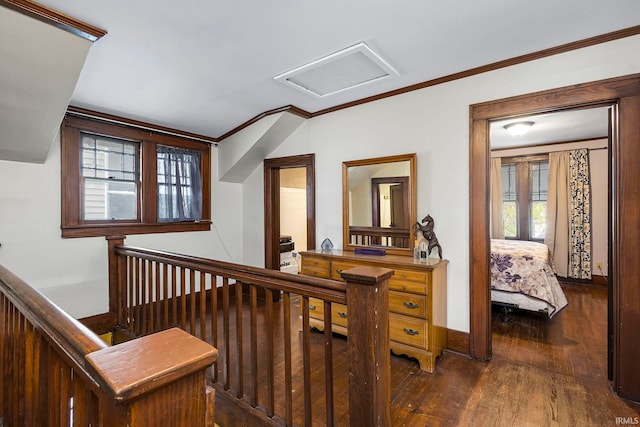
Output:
[
  {"xmin": 280, "ymin": 187, "xmax": 307, "ymax": 254},
  {"xmin": 589, "ymin": 147, "xmax": 609, "ymax": 276},
  {"xmin": 279, "ymin": 167, "xmax": 307, "ymax": 257},
  {"xmin": 243, "ymin": 35, "xmax": 640, "ymax": 333},
  {"xmin": 1, "ymin": 35, "xmax": 638, "ymax": 329},
  {"xmin": 0, "ymin": 133, "xmax": 243, "ymax": 318}
]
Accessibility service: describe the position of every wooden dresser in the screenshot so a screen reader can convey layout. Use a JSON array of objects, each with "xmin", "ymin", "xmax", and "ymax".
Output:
[{"xmin": 299, "ymin": 249, "xmax": 447, "ymax": 373}]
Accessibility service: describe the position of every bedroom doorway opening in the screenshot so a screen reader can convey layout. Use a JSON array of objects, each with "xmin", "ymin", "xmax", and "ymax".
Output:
[
  {"xmin": 469, "ymin": 74, "xmax": 640, "ymax": 401},
  {"xmin": 488, "ymin": 105, "xmax": 612, "ymax": 378},
  {"xmin": 263, "ymin": 154, "xmax": 316, "ymax": 272}
]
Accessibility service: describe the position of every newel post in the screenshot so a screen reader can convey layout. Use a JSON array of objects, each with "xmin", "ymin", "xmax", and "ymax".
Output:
[
  {"xmin": 86, "ymin": 328, "xmax": 218, "ymax": 426},
  {"xmin": 106, "ymin": 235, "xmax": 125, "ymax": 324},
  {"xmin": 342, "ymin": 266, "xmax": 393, "ymax": 427}
]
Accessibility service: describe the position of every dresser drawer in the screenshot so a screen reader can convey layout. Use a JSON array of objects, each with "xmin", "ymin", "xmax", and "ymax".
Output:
[
  {"xmin": 389, "ymin": 291, "xmax": 427, "ymax": 318},
  {"xmin": 389, "ymin": 312, "xmax": 427, "ymax": 349},
  {"xmin": 388, "ymin": 269, "xmax": 429, "ymax": 295},
  {"xmin": 330, "ymin": 261, "xmax": 360, "ymax": 281},
  {"xmin": 301, "ymin": 257, "xmax": 331, "ymax": 278},
  {"xmin": 299, "ymin": 250, "xmax": 447, "ymax": 373},
  {"xmin": 308, "ymin": 297, "xmax": 325, "ymax": 320},
  {"xmin": 331, "ymin": 303, "xmax": 349, "ymax": 327}
]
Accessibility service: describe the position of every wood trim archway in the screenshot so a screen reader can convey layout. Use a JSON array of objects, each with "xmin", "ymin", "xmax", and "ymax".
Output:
[
  {"xmin": 469, "ymin": 74, "xmax": 640, "ymax": 401},
  {"xmin": 264, "ymin": 154, "xmax": 316, "ymax": 270}
]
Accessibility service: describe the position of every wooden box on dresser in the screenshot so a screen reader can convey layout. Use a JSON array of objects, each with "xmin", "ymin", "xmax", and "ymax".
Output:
[{"xmin": 300, "ymin": 249, "xmax": 447, "ymax": 373}]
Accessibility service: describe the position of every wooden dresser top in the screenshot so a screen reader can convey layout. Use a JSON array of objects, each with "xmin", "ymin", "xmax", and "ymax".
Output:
[{"xmin": 300, "ymin": 249, "xmax": 448, "ymax": 271}]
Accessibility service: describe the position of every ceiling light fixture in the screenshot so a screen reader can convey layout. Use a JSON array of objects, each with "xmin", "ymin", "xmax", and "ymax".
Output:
[{"xmin": 504, "ymin": 121, "xmax": 534, "ymax": 137}]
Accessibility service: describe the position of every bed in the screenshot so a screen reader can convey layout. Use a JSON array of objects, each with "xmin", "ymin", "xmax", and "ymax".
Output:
[{"xmin": 490, "ymin": 239, "xmax": 568, "ymax": 319}]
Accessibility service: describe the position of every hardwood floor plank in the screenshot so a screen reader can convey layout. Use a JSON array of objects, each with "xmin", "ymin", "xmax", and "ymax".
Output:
[{"xmin": 203, "ymin": 282, "xmax": 638, "ymax": 426}]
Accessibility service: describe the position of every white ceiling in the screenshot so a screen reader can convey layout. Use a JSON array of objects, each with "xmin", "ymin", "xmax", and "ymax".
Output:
[
  {"xmin": 6, "ymin": 1, "xmax": 640, "ymax": 147},
  {"xmin": 490, "ymin": 106, "xmax": 611, "ymax": 150}
]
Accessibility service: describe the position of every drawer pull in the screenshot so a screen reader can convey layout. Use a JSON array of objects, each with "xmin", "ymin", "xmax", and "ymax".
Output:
[
  {"xmin": 335, "ymin": 269, "xmax": 343, "ymax": 275},
  {"xmin": 337, "ymin": 311, "xmax": 348, "ymax": 319},
  {"xmin": 403, "ymin": 328, "xmax": 420, "ymax": 336},
  {"xmin": 403, "ymin": 301, "xmax": 420, "ymax": 309},
  {"xmin": 309, "ymin": 304, "xmax": 316, "ymax": 310}
]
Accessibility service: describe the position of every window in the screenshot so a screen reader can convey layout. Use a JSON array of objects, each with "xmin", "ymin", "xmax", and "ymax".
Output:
[
  {"xmin": 500, "ymin": 156, "xmax": 548, "ymax": 241},
  {"xmin": 61, "ymin": 115, "xmax": 211, "ymax": 238},
  {"xmin": 529, "ymin": 162, "xmax": 548, "ymax": 240},
  {"xmin": 157, "ymin": 146, "xmax": 202, "ymax": 222},
  {"xmin": 81, "ymin": 134, "xmax": 140, "ymax": 221}
]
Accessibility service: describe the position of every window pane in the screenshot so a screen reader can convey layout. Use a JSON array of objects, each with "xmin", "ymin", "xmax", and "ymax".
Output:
[
  {"xmin": 530, "ymin": 201, "xmax": 547, "ymax": 239},
  {"xmin": 501, "ymin": 164, "xmax": 517, "ymax": 201},
  {"xmin": 84, "ymin": 179, "xmax": 137, "ymax": 220},
  {"xmin": 82, "ymin": 137, "xmax": 95, "ymax": 149},
  {"xmin": 503, "ymin": 201, "xmax": 517, "ymax": 238},
  {"xmin": 502, "ymin": 164, "xmax": 517, "ymax": 237},
  {"xmin": 81, "ymin": 134, "xmax": 138, "ymax": 180},
  {"xmin": 531, "ymin": 162, "xmax": 549, "ymax": 202}
]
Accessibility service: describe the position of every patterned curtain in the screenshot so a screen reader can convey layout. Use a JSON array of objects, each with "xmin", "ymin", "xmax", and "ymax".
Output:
[{"xmin": 568, "ymin": 149, "xmax": 591, "ymax": 279}]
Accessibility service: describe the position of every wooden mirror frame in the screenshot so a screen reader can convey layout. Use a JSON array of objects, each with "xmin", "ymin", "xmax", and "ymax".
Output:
[{"xmin": 342, "ymin": 153, "xmax": 417, "ymax": 256}]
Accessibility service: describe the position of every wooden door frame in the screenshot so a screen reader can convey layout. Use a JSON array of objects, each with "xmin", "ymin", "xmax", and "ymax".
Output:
[
  {"xmin": 264, "ymin": 154, "xmax": 316, "ymax": 270},
  {"xmin": 371, "ymin": 176, "xmax": 409, "ymax": 228},
  {"xmin": 469, "ymin": 74, "xmax": 640, "ymax": 401}
]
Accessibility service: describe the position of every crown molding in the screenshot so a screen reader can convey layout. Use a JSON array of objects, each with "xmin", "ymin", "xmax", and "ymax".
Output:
[{"xmin": 0, "ymin": 0, "xmax": 106, "ymax": 42}]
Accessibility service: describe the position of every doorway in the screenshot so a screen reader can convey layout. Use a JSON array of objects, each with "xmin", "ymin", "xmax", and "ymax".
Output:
[
  {"xmin": 488, "ymin": 106, "xmax": 611, "ymax": 384},
  {"xmin": 264, "ymin": 154, "xmax": 316, "ymax": 271},
  {"xmin": 469, "ymin": 74, "xmax": 640, "ymax": 401}
]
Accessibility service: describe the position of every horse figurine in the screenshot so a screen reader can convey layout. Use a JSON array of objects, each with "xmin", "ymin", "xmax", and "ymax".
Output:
[{"xmin": 412, "ymin": 214, "xmax": 443, "ymax": 259}]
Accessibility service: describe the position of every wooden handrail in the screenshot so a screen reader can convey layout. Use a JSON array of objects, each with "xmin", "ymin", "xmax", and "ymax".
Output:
[
  {"xmin": 0, "ymin": 263, "xmax": 217, "ymax": 426},
  {"xmin": 0, "ymin": 264, "xmax": 106, "ymax": 370},
  {"xmin": 107, "ymin": 238, "xmax": 392, "ymax": 426},
  {"xmin": 113, "ymin": 243, "xmax": 348, "ymax": 302}
]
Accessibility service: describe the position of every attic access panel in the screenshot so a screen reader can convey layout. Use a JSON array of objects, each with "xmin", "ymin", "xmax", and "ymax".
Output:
[{"xmin": 274, "ymin": 42, "xmax": 398, "ymax": 98}]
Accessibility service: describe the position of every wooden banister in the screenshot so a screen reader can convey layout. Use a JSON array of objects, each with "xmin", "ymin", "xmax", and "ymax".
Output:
[
  {"xmin": 348, "ymin": 225, "xmax": 411, "ymax": 248},
  {"xmin": 107, "ymin": 240, "xmax": 394, "ymax": 426},
  {"xmin": 0, "ymin": 264, "xmax": 106, "ymax": 364},
  {"xmin": 111, "ymin": 244, "xmax": 348, "ymax": 302},
  {"xmin": 0, "ymin": 263, "xmax": 218, "ymax": 426}
]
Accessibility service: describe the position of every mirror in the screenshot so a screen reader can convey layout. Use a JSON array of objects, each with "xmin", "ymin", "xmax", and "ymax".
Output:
[{"xmin": 342, "ymin": 153, "xmax": 416, "ymax": 255}]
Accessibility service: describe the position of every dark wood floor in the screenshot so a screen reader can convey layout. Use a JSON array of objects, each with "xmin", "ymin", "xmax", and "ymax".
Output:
[
  {"xmin": 215, "ymin": 283, "xmax": 640, "ymax": 426},
  {"xmin": 388, "ymin": 283, "xmax": 640, "ymax": 426}
]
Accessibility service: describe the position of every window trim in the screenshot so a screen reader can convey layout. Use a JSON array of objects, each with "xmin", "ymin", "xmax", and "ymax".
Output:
[{"xmin": 61, "ymin": 115, "xmax": 211, "ymax": 238}]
